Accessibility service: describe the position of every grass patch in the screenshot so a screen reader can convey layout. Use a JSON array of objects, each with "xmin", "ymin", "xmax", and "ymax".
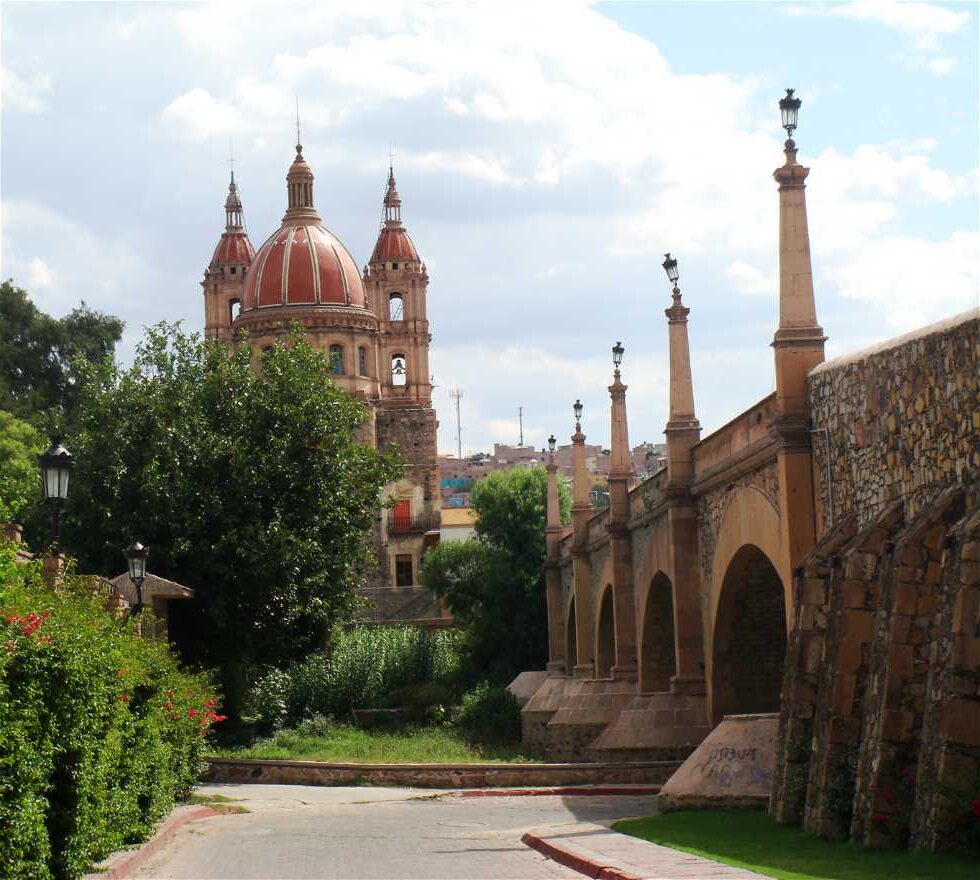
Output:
[
  {"xmin": 212, "ymin": 721, "xmax": 533, "ymax": 764},
  {"xmin": 614, "ymin": 811, "xmax": 978, "ymax": 880}
]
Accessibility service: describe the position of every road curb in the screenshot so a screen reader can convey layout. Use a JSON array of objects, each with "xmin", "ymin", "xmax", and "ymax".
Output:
[
  {"xmin": 521, "ymin": 829, "xmax": 644, "ymax": 880},
  {"xmin": 459, "ymin": 785, "xmax": 660, "ymax": 798},
  {"xmin": 94, "ymin": 805, "xmax": 219, "ymax": 880}
]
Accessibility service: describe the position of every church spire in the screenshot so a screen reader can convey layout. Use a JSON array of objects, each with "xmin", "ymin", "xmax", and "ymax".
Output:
[
  {"xmin": 224, "ymin": 170, "xmax": 244, "ymax": 232},
  {"xmin": 384, "ymin": 163, "xmax": 403, "ymax": 226}
]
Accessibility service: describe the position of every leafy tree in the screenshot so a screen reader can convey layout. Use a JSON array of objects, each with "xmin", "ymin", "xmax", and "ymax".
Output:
[
  {"xmin": 0, "ymin": 280, "xmax": 123, "ymax": 425},
  {"xmin": 0, "ymin": 410, "xmax": 45, "ymax": 523},
  {"xmin": 48, "ymin": 323, "xmax": 401, "ymax": 716},
  {"xmin": 421, "ymin": 466, "xmax": 570, "ymax": 684}
]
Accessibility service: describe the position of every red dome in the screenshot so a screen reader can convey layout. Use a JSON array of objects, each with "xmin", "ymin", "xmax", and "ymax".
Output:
[
  {"xmin": 370, "ymin": 225, "xmax": 419, "ymax": 263},
  {"xmin": 211, "ymin": 232, "xmax": 255, "ymax": 266},
  {"xmin": 242, "ymin": 223, "xmax": 366, "ymax": 310}
]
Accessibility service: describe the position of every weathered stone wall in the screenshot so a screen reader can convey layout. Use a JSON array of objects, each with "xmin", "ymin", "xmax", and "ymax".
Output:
[
  {"xmin": 809, "ymin": 309, "xmax": 979, "ymax": 535},
  {"xmin": 773, "ymin": 312, "xmax": 980, "ymax": 853}
]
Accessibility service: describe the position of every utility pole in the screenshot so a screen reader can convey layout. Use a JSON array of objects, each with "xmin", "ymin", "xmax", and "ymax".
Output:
[
  {"xmin": 449, "ymin": 388, "xmax": 463, "ymax": 460},
  {"xmin": 519, "ymin": 406, "xmax": 524, "ymax": 447}
]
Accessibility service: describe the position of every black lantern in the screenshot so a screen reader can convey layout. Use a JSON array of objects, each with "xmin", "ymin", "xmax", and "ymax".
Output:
[
  {"xmin": 39, "ymin": 440, "xmax": 74, "ymax": 502},
  {"xmin": 779, "ymin": 88, "xmax": 801, "ymax": 138},
  {"xmin": 548, "ymin": 434, "xmax": 557, "ymax": 454},
  {"xmin": 612, "ymin": 341, "xmax": 624, "ymax": 368},
  {"xmin": 662, "ymin": 253, "xmax": 679, "ymax": 286},
  {"xmin": 124, "ymin": 541, "xmax": 149, "ymax": 614},
  {"xmin": 38, "ymin": 439, "xmax": 74, "ymax": 546},
  {"xmin": 573, "ymin": 399, "xmax": 583, "ymax": 423}
]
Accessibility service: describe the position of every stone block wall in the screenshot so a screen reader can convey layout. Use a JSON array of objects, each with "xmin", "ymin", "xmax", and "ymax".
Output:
[{"xmin": 809, "ymin": 309, "xmax": 978, "ymax": 534}]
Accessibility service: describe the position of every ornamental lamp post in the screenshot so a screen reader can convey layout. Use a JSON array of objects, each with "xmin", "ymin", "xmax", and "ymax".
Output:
[
  {"xmin": 612, "ymin": 341, "xmax": 624, "ymax": 369},
  {"xmin": 548, "ymin": 434, "xmax": 557, "ymax": 455},
  {"xmin": 573, "ymin": 399, "xmax": 583, "ymax": 429},
  {"xmin": 779, "ymin": 88, "xmax": 801, "ymax": 140},
  {"xmin": 662, "ymin": 252, "xmax": 679, "ymax": 288},
  {"xmin": 38, "ymin": 439, "xmax": 74, "ymax": 547},
  {"xmin": 124, "ymin": 541, "xmax": 149, "ymax": 616}
]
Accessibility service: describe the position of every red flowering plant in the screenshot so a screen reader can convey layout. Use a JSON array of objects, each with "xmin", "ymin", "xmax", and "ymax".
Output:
[
  {"xmin": 0, "ymin": 541, "xmax": 220, "ymax": 880},
  {"xmin": 938, "ymin": 767, "xmax": 980, "ymax": 854}
]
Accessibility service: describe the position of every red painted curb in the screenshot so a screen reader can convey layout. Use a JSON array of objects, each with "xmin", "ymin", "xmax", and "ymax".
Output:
[
  {"xmin": 521, "ymin": 830, "xmax": 644, "ymax": 880},
  {"xmin": 100, "ymin": 805, "xmax": 219, "ymax": 880},
  {"xmin": 460, "ymin": 785, "xmax": 660, "ymax": 798}
]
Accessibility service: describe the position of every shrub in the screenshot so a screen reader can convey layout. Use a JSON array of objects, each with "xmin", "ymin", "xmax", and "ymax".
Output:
[
  {"xmin": 246, "ymin": 626, "xmax": 462, "ymax": 729},
  {"xmin": 0, "ymin": 542, "xmax": 220, "ymax": 880},
  {"xmin": 455, "ymin": 682, "xmax": 522, "ymax": 745}
]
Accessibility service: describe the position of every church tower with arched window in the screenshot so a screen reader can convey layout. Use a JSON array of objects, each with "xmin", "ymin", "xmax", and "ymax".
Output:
[{"xmin": 200, "ymin": 144, "xmax": 441, "ymax": 615}]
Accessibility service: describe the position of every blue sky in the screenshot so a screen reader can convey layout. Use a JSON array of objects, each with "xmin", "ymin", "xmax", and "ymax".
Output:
[{"xmin": 2, "ymin": 1, "xmax": 977, "ymax": 454}]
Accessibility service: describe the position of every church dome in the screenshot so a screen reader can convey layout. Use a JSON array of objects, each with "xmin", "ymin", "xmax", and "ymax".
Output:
[
  {"xmin": 369, "ymin": 167, "xmax": 420, "ymax": 264},
  {"xmin": 209, "ymin": 173, "xmax": 255, "ymax": 267},
  {"xmin": 240, "ymin": 144, "xmax": 367, "ymax": 310}
]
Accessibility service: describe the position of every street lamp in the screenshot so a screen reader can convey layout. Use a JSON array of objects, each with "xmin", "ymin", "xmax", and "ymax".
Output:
[
  {"xmin": 779, "ymin": 88, "xmax": 801, "ymax": 139},
  {"xmin": 548, "ymin": 434, "xmax": 557, "ymax": 454},
  {"xmin": 612, "ymin": 341, "xmax": 624, "ymax": 369},
  {"xmin": 573, "ymin": 399, "xmax": 583, "ymax": 426},
  {"xmin": 38, "ymin": 439, "xmax": 74, "ymax": 546},
  {"xmin": 124, "ymin": 541, "xmax": 149, "ymax": 615},
  {"xmin": 662, "ymin": 253, "xmax": 679, "ymax": 287}
]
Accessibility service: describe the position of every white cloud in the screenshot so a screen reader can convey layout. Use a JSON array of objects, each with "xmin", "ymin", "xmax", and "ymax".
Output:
[
  {"xmin": 727, "ymin": 261, "xmax": 776, "ymax": 297},
  {"xmin": 836, "ymin": 0, "xmax": 969, "ymax": 51},
  {"xmin": 26, "ymin": 257, "xmax": 55, "ymax": 288},
  {"xmin": 1, "ymin": 64, "xmax": 53, "ymax": 113},
  {"xmin": 162, "ymin": 88, "xmax": 241, "ymax": 140}
]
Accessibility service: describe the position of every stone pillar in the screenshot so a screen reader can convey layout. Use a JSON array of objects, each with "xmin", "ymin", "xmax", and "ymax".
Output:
[
  {"xmin": 545, "ymin": 452, "xmax": 565, "ymax": 675},
  {"xmin": 41, "ymin": 553, "xmax": 66, "ymax": 590},
  {"xmin": 608, "ymin": 361, "xmax": 637, "ymax": 681},
  {"xmin": 664, "ymin": 282, "xmax": 706, "ymax": 693},
  {"xmin": 772, "ymin": 135, "xmax": 826, "ymax": 583},
  {"xmin": 571, "ymin": 415, "xmax": 595, "ymax": 678}
]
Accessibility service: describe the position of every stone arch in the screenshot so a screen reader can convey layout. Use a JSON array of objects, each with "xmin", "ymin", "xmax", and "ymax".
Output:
[
  {"xmin": 565, "ymin": 596, "xmax": 577, "ymax": 676},
  {"xmin": 640, "ymin": 571, "xmax": 676, "ymax": 693},
  {"xmin": 595, "ymin": 585, "xmax": 615, "ymax": 679},
  {"xmin": 228, "ymin": 297, "xmax": 241, "ymax": 326},
  {"xmin": 391, "ymin": 353, "xmax": 407, "ymax": 386},
  {"xmin": 710, "ymin": 543, "xmax": 787, "ymax": 725}
]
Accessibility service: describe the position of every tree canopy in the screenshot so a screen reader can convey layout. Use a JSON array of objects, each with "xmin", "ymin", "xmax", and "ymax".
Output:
[
  {"xmin": 46, "ymin": 323, "xmax": 401, "ymax": 715},
  {"xmin": 421, "ymin": 466, "xmax": 570, "ymax": 684},
  {"xmin": 0, "ymin": 280, "xmax": 123, "ymax": 426},
  {"xmin": 0, "ymin": 410, "xmax": 45, "ymax": 523}
]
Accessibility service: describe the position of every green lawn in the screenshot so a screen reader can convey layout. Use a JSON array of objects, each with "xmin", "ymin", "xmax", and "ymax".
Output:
[
  {"xmin": 213, "ymin": 723, "xmax": 533, "ymax": 764},
  {"xmin": 614, "ymin": 812, "xmax": 978, "ymax": 880}
]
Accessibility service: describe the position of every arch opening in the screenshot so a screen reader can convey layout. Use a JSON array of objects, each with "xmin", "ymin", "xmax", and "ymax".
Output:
[
  {"xmin": 640, "ymin": 572, "xmax": 676, "ymax": 693},
  {"xmin": 711, "ymin": 544, "xmax": 787, "ymax": 725},
  {"xmin": 228, "ymin": 298, "xmax": 241, "ymax": 326},
  {"xmin": 595, "ymin": 586, "xmax": 615, "ymax": 679},
  {"xmin": 389, "ymin": 293, "xmax": 404, "ymax": 321},
  {"xmin": 358, "ymin": 346, "xmax": 368, "ymax": 377},
  {"xmin": 329, "ymin": 344, "xmax": 344, "ymax": 374},
  {"xmin": 391, "ymin": 353, "xmax": 407, "ymax": 386},
  {"xmin": 565, "ymin": 597, "xmax": 577, "ymax": 676}
]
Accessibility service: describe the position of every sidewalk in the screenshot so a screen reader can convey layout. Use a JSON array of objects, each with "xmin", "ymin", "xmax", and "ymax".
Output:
[{"xmin": 523, "ymin": 821, "xmax": 766, "ymax": 880}]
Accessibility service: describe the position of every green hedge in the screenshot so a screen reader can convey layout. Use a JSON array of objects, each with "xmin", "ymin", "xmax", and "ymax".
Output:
[
  {"xmin": 247, "ymin": 625, "xmax": 462, "ymax": 729},
  {"xmin": 0, "ymin": 542, "xmax": 219, "ymax": 880},
  {"xmin": 455, "ymin": 682, "xmax": 522, "ymax": 745}
]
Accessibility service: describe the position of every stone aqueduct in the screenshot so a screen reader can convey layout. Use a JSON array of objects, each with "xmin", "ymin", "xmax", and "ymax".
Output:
[{"xmin": 520, "ymin": 116, "xmax": 979, "ymax": 850}]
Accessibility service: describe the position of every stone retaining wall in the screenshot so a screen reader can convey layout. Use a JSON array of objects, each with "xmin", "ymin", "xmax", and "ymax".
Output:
[{"xmin": 203, "ymin": 758, "xmax": 680, "ymax": 788}]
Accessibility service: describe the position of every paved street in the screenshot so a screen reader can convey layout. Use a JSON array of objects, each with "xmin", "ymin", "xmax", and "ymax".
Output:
[{"xmin": 133, "ymin": 784, "xmax": 656, "ymax": 879}]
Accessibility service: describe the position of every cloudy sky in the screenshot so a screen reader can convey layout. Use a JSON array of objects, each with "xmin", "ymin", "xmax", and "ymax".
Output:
[{"xmin": 3, "ymin": 1, "xmax": 977, "ymax": 455}]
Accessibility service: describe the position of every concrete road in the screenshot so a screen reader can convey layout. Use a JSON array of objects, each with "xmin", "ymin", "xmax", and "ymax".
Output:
[{"xmin": 133, "ymin": 784, "xmax": 655, "ymax": 879}]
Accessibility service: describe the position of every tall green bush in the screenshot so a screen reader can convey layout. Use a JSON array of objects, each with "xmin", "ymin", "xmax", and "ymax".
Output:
[
  {"xmin": 247, "ymin": 626, "xmax": 462, "ymax": 728},
  {"xmin": 0, "ymin": 542, "xmax": 219, "ymax": 880}
]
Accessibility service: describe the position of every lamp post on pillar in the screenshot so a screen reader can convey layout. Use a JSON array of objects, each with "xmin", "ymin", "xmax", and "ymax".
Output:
[
  {"xmin": 570, "ymin": 399, "xmax": 595, "ymax": 678},
  {"xmin": 660, "ymin": 253, "xmax": 707, "ymax": 695},
  {"xmin": 544, "ymin": 433, "xmax": 565, "ymax": 675},
  {"xmin": 607, "ymin": 342, "xmax": 637, "ymax": 681},
  {"xmin": 772, "ymin": 87, "xmax": 826, "ymax": 575}
]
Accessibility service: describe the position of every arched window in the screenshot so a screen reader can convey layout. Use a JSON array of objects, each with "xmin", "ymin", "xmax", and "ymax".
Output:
[
  {"xmin": 391, "ymin": 353, "xmax": 407, "ymax": 387},
  {"xmin": 388, "ymin": 293, "xmax": 404, "ymax": 322},
  {"xmin": 228, "ymin": 298, "xmax": 241, "ymax": 326},
  {"xmin": 329, "ymin": 344, "xmax": 344, "ymax": 375},
  {"xmin": 358, "ymin": 346, "xmax": 368, "ymax": 377}
]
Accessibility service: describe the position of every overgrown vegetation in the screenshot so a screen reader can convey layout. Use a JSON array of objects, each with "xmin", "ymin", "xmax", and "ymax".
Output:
[
  {"xmin": 37, "ymin": 323, "xmax": 401, "ymax": 718},
  {"xmin": 421, "ymin": 466, "xmax": 571, "ymax": 684},
  {"xmin": 246, "ymin": 626, "xmax": 462, "ymax": 730},
  {"xmin": 0, "ymin": 542, "xmax": 219, "ymax": 880},
  {"xmin": 455, "ymin": 682, "xmax": 522, "ymax": 745},
  {"xmin": 217, "ymin": 717, "xmax": 531, "ymax": 764},
  {"xmin": 615, "ymin": 811, "xmax": 979, "ymax": 880}
]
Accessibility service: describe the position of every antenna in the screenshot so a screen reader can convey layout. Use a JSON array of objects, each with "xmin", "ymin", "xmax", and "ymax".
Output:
[
  {"xmin": 388, "ymin": 141, "xmax": 395, "ymax": 172},
  {"xmin": 228, "ymin": 139, "xmax": 235, "ymax": 183},
  {"xmin": 295, "ymin": 96, "xmax": 301, "ymax": 148},
  {"xmin": 518, "ymin": 406, "xmax": 524, "ymax": 447},
  {"xmin": 449, "ymin": 388, "xmax": 463, "ymax": 460}
]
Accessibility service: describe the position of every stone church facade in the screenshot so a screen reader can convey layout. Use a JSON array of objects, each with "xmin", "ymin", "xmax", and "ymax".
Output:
[
  {"xmin": 201, "ymin": 144, "xmax": 443, "ymax": 623},
  {"xmin": 522, "ymin": 94, "xmax": 979, "ymax": 852}
]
